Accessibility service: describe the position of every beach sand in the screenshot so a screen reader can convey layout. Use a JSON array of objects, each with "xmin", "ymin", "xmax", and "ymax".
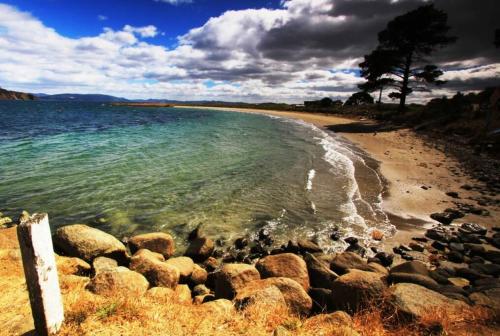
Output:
[{"xmin": 176, "ymin": 106, "xmax": 499, "ymax": 249}]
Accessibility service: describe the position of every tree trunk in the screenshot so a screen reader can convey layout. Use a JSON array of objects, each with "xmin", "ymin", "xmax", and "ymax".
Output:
[{"xmin": 399, "ymin": 53, "xmax": 413, "ymax": 113}]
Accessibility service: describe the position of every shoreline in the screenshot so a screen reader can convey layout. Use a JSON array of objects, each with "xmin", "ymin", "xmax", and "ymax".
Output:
[{"xmin": 174, "ymin": 105, "xmax": 499, "ymax": 249}]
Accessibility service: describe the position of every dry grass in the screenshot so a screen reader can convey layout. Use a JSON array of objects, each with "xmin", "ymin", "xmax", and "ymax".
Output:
[{"xmin": 0, "ymin": 226, "xmax": 498, "ymax": 336}]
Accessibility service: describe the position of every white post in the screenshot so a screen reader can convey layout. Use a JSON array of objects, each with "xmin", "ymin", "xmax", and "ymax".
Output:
[{"xmin": 17, "ymin": 213, "xmax": 64, "ymax": 335}]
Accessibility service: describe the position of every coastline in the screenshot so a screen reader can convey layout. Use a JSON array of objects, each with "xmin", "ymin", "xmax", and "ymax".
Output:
[{"xmin": 174, "ymin": 105, "xmax": 499, "ymax": 249}]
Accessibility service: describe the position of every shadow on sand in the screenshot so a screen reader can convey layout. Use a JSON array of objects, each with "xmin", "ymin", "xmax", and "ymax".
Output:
[{"xmin": 326, "ymin": 121, "xmax": 404, "ymax": 134}]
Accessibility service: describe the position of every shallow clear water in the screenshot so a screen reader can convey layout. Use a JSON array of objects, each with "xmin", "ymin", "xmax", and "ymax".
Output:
[{"xmin": 0, "ymin": 102, "xmax": 392, "ymax": 250}]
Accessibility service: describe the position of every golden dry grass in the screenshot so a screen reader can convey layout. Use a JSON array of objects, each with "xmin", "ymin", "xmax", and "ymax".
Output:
[{"xmin": 0, "ymin": 226, "xmax": 498, "ymax": 336}]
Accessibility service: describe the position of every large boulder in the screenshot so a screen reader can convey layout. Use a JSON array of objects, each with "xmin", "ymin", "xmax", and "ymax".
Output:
[
  {"xmin": 129, "ymin": 249, "xmax": 180, "ymax": 288},
  {"xmin": 469, "ymin": 288, "xmax": 500, "ymax": 316},
  {"xmin": 389, "ymin": 260, "xmax": 430, "ymax": 277},
  {"xmin": 329, "ymin": 252, "xmax": 372, "ymax": 275},
  {"xmin": 330, "ymin": 269, "xmax": 387, "ymax": 312},
  {"xmin": 185, "ymin": 237, "xmax": 214, "ymax": 262},
  {"xmin": 239, "ymin": 277, "xmax": 312, "ymax": 316},
  {"xmin": 388, "ymin": 272, "xmax": 440, "ymax": 291},
  {"xmin": 215, "ymin": 263, "xmax": 261, "ymax": 299},
  {"xmin": 128, "ymin": 232, "xmax": 175, "ymax": 258},
  {"xmin": 54, "ymin": 224, "xmax": 127, "ymax": 263},
  {"xmin": 86, "ymin": 267, "xmax": 149, "ymax": 295},
  {"xmin": 234, "ymin": 284, "xmax": 287, "ymax": 310},
  {"xmin": 304, "ymin": 253, "xmax": 338, "ymax": 289},
  {"xmin": 387, "ymin": 283, "xmax": 468, "ymax": 320},
  {"xmin": 202, "ymin": 299, "xmax": 235, "ymax": 315},
  {"xmin": 190, "ymin": 264, "xmax": 208, "ymax": 286},
  {"xmin": 165, "ymin": 256, "xmax": 195, "ymax": 280},
  {"xmin": 56, "ymin": 255, "xmax": 91, "ymax": 276},
  {"xmin": 302, "ymin": 312, "xmax": 359, "ymax": 336},
  {"xmin": 256, "ymin": 253, "xmax": 310, "ymax": 290},
  {"xmin": 92, "ymin": 256, "xmax": 118, "ymax": 275}
]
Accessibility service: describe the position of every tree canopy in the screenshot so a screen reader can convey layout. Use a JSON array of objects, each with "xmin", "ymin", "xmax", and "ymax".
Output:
[
  {"xmin": 344, "ymin": 91, "xmax": 374, "ymax": 106},
  {"xmin": 358, "ymin": 4, "xmax": 456, "ymax": 111}
]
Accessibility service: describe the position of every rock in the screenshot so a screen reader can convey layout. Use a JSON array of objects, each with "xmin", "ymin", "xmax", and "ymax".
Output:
[
  {"xmin": 234, "ymin": 237, "xmax": 248, "ymax": 249},
  {"xmin": 165, "ymin": 256, "xmax": 195, "ymax": 280},
  {"xmin": 330, "ymin": 252, "xmax": 372, "ymax": 275},
  {"xmin": 185, "ymin": 237, "xmax": 215, "ymax": 262},
  {"xmin": 234, "ymin": 284, "xmax": 287, "ymax": 310},
  {"xmin": 129, "ymin": 250, "xmax": 180, "ymax": 288},
  {"xmin": 128, "ymin": 232, "xmax": 175, "ymax": 258},
  {"xmin": 430, "ymin": 212, "xmax": 455, "ymax": 225},
  {"xmin": 371, "ymin": 229, "xmax": 384, "ymax": 241},
  {"xmin": 256, "ymin": 253, "xmax": 310, "ymax": 290},
  {"xmin": 455, "ymin": 267, "xmax": 489, "ymax": 281},
  {"xmin": 389, "ymin": 272, "xmax": 440, "ymax": 291},
  {"xmin": 297, "ymin": 240, "xmax": 323, "ymax": 253},
  {"xmin": 374, "ymin": 252, "xmax": 394, "ymax": 267},
  {"xmin": 203, "ymin": 257, "xmax": 219, "ymax": 272},
  {"xmin": 188, "ymin": 224, "xmax": 203, "ymax": 241},
  {"xmin": 190, "ymin": 264, "xmax": 208, "ymax": 285},
  {"xmin": 92, "ymin": 256, "xmax": 118, "ymax": 275},
  {"xmin": 367, "ymin": 262, "xmax": 389, "ymax": 275},
  {"xmin": 431, "ymin": 241, "xmax": 447, "ymax": 251},
  {"xmin": 426, "ymin": 227, "xmax": 452, "ymax": 242},
  {"xmin": 309, "ymin": 287, "xmax": 333, "ymax": 313},
  {"xmin": 330, "ymin": 269, "xmax": 386, "ymax": 312},
  {"xmin": 459, "ymin": 223, "xmax": 487, "ymax": 236},
  {"xmin": 469, "ymin": 288, "xmax": 500, "ymax": 315},
  {"xmin": 243, "ymin": 277, "xmax": 312, "ymax": 315},
  {"xmin": 175, "ymin": 284, "xmax": 192, "ymax": 303},
  {"xmin": 447, "ymin": 277, "xmax": 470, "ymax": 288},
  {"xmin": 273, "ymin": 326, "xmax": 290, "ymax": 336},
  {"xmin": 449, "ymin": 242, "xmax": 465, "ymax": 252},
  {"xmin": 0, "ymin": 217, "xmax": 12, "ymax": 226},
  {"xmin": 344, "ymin": 237, "xmax": 358, "ymax": 245},
  {"xmin": 302, "ymin": 311, "xmax": 359, "ymax": 336},
  {"xmin": 409, "ymin": 242, "xmax": 424, "ymax": 252},
  {"xmin": 86, "ymin": 267, "xmax": 149, "ymax": 295},
  {"xmin": 445, "ymin": 191, "xmax": 459, "ymax": 198},
  {"xmin": 56, "ymin": 255, "xmax": 91, "ymax": 276},
  {"xmin": 193, "ymin": 284, "xmax": 211, "ymax": 296},
  {"xmin": 469, "ymin": 263, "xmax": 500, "ymax": 277},
  {"xmin": 146, "ymin": 286, "xmax": 174, "ymax": 299},
  {"xmin": 389, "ymin": 261, "xmax": 430, "ymax": 277},
  {"xmin": 215, "ymin": 263, "xmax": 260, "ymax": 299},
  {"xmin": 304, "ymin": 253, "xmax": 338, "ymax": 289},
  {"xmin": 54, "ymin": 224, "xmax": 128, "ymax": 263},
  {"xmin": 132, "ymin": 248, "xmax": 165, "ymax": 261},
  {"xmin": 387, "ymin": 283, "xmax": 468, "ymax": 320},
  {"xmin": 202, "ymin": 299, "xmax": 234, "ymax": 315},
  {"xmin": 447, "ymin": 251, "xmax": 464, "ymax": 263}
]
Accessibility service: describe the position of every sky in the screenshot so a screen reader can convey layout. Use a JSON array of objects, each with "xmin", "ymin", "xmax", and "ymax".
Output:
[{"xmin": 0, "ymin": 0, "xmax": 498, "ymax": 103}]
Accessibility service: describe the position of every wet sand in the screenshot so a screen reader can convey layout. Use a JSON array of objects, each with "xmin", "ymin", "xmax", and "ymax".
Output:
[{"xmin": 176, "ymin": 106, "xmax": 499, "ymax": 248}]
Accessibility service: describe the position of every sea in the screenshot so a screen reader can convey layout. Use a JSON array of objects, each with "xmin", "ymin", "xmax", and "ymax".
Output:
[{"xmin": 0, "ymin": 102, "xmax": 393, "ymax": 251}]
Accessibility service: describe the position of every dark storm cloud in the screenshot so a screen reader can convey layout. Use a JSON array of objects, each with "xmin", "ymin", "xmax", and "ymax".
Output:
[{"xmin": 259, "ymin": 0, "xmax": 500, "ymax": 66}]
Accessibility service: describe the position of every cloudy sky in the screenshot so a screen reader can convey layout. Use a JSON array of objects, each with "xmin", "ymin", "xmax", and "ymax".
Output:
[{"xmin": 0, "ymin": 0, "xmax": 498, "ymax": 103}]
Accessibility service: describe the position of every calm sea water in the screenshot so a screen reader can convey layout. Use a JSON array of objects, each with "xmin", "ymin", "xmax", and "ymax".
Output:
[{"xmin": 0, "ymin": 102, "xmax": 392, "ymax": 250}]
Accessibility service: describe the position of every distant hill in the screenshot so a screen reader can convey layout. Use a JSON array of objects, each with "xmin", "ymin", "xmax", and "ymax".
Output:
[
  {"xmin": 0, "ymin": 87, "xmax": 35, "ymax": 100},
  {"xmin": 36, "ymin": 93, "xmax": 129, "ymax": 102}
]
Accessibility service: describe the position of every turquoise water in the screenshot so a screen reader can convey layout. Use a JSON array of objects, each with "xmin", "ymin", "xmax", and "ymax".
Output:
[{"xmin": 0, "ymin": 102, "xmax": 391, "ymax": 250}]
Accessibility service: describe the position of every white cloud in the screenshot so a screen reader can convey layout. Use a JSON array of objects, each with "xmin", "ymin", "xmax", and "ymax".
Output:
[
  {"xmin": 0, "ymin": 2, "xmax": 496, "ymax": 103},
  {"xmin": 155, "ymin": 0, "xmax": 193, "ymax": 5},
  {"xmin": 97, "ymin": 15, "xmax": 108, "ymax": 21}
]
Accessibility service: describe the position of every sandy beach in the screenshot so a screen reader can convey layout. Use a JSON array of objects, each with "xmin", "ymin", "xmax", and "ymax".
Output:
[{"xmin": 176, "ymin": 106, "xmax": 499, "ymax": 248}]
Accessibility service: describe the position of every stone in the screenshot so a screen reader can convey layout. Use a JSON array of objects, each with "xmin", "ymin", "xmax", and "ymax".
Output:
[
  {"xmin": 374, "ymin": 252, "xmax": 394, "ymax": 267},
  {"xmin": 128, "ymin": 232, "xmax": 175, "ymax": 258},
  {"xmin": 165, "ymin": 256, "xmax": 195, "ymax": 279},
  {"xmin": 387, "ymin": 283, "xmax": 468, "ymax": 320},
  {"xmin": 234, "ymin": 237, "xmax": 248, "ymax": 249},
  {"xmin": 56, "ymin": 255, "xmax": 91, "ymax": 276},
  {"xmin": 426, "ymin": 227, "xmax": 452, "ymax": 243},
  {"xmin": 256, "ymin": 253, "xmax": 310, "ymax": 290},
  {"xmin": 234, "ymin": 284, "xmax": 287, "ymax": 310},
  {"xmin": 304, "ymin": 253, "xmax": 338, "ymax": 289},
  {"xmin": 302, "ymin": 312, "xmax": 359, "ymax": 336},
  {"xmin": 54, "ymin": 224, "xmax": 128, "ymax": 263},
  {"xmin": 214, "ymin": 263, "xmax": 260, "ymax": 299},
  {"xmin": 202, "ymin": 299, "xmax": 235, "ymax": 315},
  {"xmin": 92, "ymin": 256, "xmax": 118, "ymax": 275},
  {"xmin": 241, "ymin": 277, "xmax": 312, "ymax": 315},
  {"xmin": 389, "ymin": 260, "xmax": 429, "ymax": 277},
  {"xmin": 146, "ymin": 286, "xmax": 174, "ymax": 299},
  {"xmin": 297, "ymin": 240, "xmax": 323, "ymax": 253},
  {"xmin": 189, "ymin": 264, "xmax": 208, "ymax": 285},
  {"xmin": 132, "ymin": 248, "xmax": 165, "ymax": 261},
  {"xmin": 203, "ymin": 257, "xmax": 219, "ymax": 272},
  {"xmin": 175, "ymin": 284, "xmax": 192, "ymax": 303},
  {"xmin": 470, "ymin": 263, "xmax": 500, "ymax": 277},
  {"xmin": 409, "ymin": 242, "xmax": 424, "ymax": 252},
  {"xmin": 371, "ymin": 229, "xmax": 384, "ymax": 241},
  {"xmin": 330, "ymin": 269, "xmax": 386, "ymax": 312},
  {"xmin": 129, "ymin": 250, "xmax": 180, "ymax": 288},
  {"xmin": 0, "ymin": 217, "xmax": 12, "ymax": 226},
  {"xmin": 330, "ymin": 252, "xmax": 372, "ymax": 275},
  {"xmin": 193, "ymin": 284, "xmax": 211, "ymax": 296},
  {"xmin": 430, "ymin": 212, "xmax": 455, "ymax": 225},
  {"xmin": 447, "ymin": 277, "xmax": 470, "ymax": 288},
  {"xmin": 447, "ymin": 251, "xmax": 464, "ymax": 263},
  {"xmin": 469, "ymin": 288, "xmax": 500, "ymax": 315},
  {"xmin": 455, "ymin": 267, "xmax": 489, "ymax": 281},
  {"xmin": 309, "ymin": 287, "xmax": 333, "ymax": 313},
  {"xmin": 185, "ymin": 237, "xmax": 214, "ymax": 262},
  {"xmin": 367, "ymin": 262, "xmax": 389, "ymax": 275},
  {"xmin": 459, "ymin": 223, "xmax": 487, "ymax": 236},
  {"xmin": 388, "ymin": 272, "xmax": 440, "ymax": 291},
  {"xmin": 86, "ymin": 267, "xmax": 149, "ymax": 295}
]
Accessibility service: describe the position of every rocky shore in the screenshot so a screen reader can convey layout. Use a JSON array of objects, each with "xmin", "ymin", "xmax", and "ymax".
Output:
[{"xmin": 2, "ymin": 209, "xmax": 499, "ymax": 334}]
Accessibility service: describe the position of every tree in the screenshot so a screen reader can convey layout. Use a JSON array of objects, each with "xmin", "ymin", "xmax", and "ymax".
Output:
[
  {"xmin": 344, "ymin": 91, "xmax": 374, "ymax": 106},
  {"xmin": 360, "ymin": 4, "xmax": 456, "ymax": 112}
]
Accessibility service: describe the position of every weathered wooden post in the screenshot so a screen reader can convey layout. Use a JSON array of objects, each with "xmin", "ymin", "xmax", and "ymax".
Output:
[{"xmin": 17, "ymin": 213, "xmax": 64, "ymax": 335}]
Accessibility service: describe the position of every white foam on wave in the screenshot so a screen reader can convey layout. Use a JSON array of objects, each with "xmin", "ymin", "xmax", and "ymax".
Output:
[{"xmin": 306, "ymin": 169, "xmax": 316, "ymax": 191}]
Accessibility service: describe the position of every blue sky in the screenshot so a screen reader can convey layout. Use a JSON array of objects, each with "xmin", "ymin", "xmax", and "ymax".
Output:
[
  {"xmin": 2, "ymin": 0, "xmax": 281, "ymax": 46},
  {"xmin": 0, "ymin": 0, "xmax": 498, "ymax": 102}
]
